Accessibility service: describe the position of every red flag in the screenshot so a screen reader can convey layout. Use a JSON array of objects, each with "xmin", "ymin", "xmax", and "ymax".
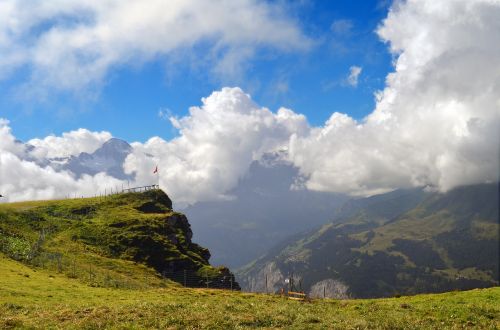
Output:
[{"xmin": 153, "ymin": 166, "xmax": 158, "ymax": 174}]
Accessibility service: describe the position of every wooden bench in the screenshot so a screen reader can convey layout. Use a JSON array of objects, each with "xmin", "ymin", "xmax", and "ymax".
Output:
[{"xmin": 288, "ymin": 291, "xmax": 306, "ymax": 301}]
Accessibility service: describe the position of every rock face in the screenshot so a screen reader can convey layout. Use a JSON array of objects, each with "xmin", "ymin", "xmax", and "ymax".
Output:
[
  {"xmin": 118, "ymin": 190, "xmax": 239, "ymax": 289},
  {"xmin": 242, "ymin": 261, "xmax": 284, "ymax": 293},
  {"xmin": 309, "ymin": 279, "xmax": 350, "ymax": 299}
]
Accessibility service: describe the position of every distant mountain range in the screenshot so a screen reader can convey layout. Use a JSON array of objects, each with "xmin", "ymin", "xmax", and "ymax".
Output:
[
  {"xmin": 48, "ymin": 138, "xmax": 134, "ymax": 180},
  {"xmin": 237, "ymin": 183, "xmax": 499, "ymax": 298},
  {"xmin": 17, "ymin": 137, "xmax": 134, "ymax": 181},
  {"xmin": 19, "ymin": 137, "xmax": 499, "ymax": 297},
  {"xmin": 185, "ymin": 152, "xmax": 348, "ymax": 268}
]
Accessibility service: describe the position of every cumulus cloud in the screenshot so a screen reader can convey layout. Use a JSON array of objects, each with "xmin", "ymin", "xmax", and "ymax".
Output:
[
  {"xmin": 0, "ymin": 119, "xmax": 25, "ymax": 157},
  {"xmin": 124, "ymin": 87, "xmax": 308, "ymax": 206},
  {"xmin": 28, "ymin": 129, "xmax": 112, "ymax": 159},
  {"xmin": 346, "ymin": 65, "xmax": 362, "ymax": 87},
  {"xmin": 0, "ymin": 0, "xmax": 310, "ymax": 95},
  {"xmin": 331, "ymin": 19, "xmax": 354, "ymax": 35},
  {"xmin": 288, "ymin": 0, "xmax": 500, "ymax": 196},
  {"xmin": 0, "ymin": 120, "xmax": 123, "ymax": 202}
]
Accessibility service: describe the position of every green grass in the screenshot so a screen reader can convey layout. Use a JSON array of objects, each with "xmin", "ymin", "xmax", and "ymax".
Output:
[
  {"xmin": 0, "ymin": 254, "xmax": 499, "ymax": 329},
  {"xmin": 0, "ymin": 191, "xmax": 227, "ymax": 289}
]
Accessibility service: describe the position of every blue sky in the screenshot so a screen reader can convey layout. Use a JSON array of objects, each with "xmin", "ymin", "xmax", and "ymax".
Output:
[{"xmin": 0, "ymin": 0, "xmax": 392, "ymax": 143}]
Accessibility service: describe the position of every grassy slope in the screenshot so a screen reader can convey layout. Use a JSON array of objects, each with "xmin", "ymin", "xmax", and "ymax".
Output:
[
  {"xmin": 0, "ymin": 191, "xmax": 229, "ymax": 289},
  {"xmin": 1, "ymin": 255, "xmax": 499, "ymax": 329}
]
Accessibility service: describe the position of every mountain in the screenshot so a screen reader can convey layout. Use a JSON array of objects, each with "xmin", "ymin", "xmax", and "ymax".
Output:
[
  {"xmin": 0, "ymin": 189, "xmax": 239, "ymax": 289},
  {"xmin": 50, "ymin": 138, "xmax": 134, "ymax": 180},
  {"xmin": 237, "ymin": 183, "xmax": 499, "ymax": 298},
  {"xmin": 16, "ymin": 138, "xmax": 134, "ymax": 180},
  {"xmin": 184, "ymin": 152, "xmax": 348, "ymax": 268}
]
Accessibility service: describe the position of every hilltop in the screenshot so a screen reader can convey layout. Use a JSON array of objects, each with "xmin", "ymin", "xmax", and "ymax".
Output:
[
  {"xmin": 0, "ymin": 189, "xmax": 238, "ymax": 290},
  {"xmin": 238, "ymin": 183, "xmax": 499, "ymax": 298}
]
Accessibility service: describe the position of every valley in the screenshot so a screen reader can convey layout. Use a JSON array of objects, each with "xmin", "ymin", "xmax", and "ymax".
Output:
[{"xmin": 238, "ymin": 183, "xmax": 499, "ymax": 299}]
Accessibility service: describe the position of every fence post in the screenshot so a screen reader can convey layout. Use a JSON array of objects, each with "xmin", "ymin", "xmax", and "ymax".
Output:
[
  {"xmin": 206, "ymin": 271, "xmax": 209, "ymax": 289},
  {"xmin": 265, "ymin": 274, "xmax": 268, "ymax": 294},
  {"xmin": 184, "ymin": 270, "xmax": 187, "ymax": 287},
  {"xmin": 57, "ymin": 255, "xmax": 62, "ymax": 273},
  {"xmin": 230, "ymin": 276, "xmax": 233, "ymax": 291},
  {"xmin": 324, "ymin": 285, "xmax": 326, "ymax": 299}
]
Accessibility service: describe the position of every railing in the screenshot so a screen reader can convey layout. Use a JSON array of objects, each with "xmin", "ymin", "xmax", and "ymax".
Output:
[
  {"xmin": 122, "ymin": 184, "xmax": 160, "ymax": 193},
  {"xmin": 162, "ymin": 270, "xmax": 240, "ymax": 291}
]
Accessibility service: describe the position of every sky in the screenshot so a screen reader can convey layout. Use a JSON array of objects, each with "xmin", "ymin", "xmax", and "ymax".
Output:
[
  {"xmin": 0, "ymin": 0, "xmax": 499, "ymax": 204},
  {"xmin": 0, "ymin": 0, "xmax": 392, "ymax": 142}
]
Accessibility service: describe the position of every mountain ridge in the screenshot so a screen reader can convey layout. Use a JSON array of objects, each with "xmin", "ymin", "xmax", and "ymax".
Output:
[
  {"xmin": 237, "ymin": 182, "xmax": 499, "ymax": 298},
  {"xmin": 185, "ymin": 152, "xmax": 348, "ymax": 268}
]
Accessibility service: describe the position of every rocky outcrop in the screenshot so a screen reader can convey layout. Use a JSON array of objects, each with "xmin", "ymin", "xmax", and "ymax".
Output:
[
  {"xmin": 241, "ymin": 261, "xmax": 284, "ymax": 293},
  {"xmin": 309, "ymin": 279, "xmax": 350, "ymax": 299},
  {"xmin": 101, "ymin": 189, "xmax": 239, "ymax": 290}
]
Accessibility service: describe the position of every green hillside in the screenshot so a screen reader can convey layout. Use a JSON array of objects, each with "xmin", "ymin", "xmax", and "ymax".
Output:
[
  {"xmin": 238, "ymin": 183, "xmax": 499, "ymax": 298},
  {"xmin": 1, "ymin": 254, "xmax": 499, "ymax": 329},
  {"xmin": 0, "ymin": 190, "xmax": 237, "ymax": 290}
]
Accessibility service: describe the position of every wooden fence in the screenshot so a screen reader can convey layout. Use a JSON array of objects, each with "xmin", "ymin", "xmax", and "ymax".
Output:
[{"xmin": 122, "ymin": 184, "xmax": 160, "ymax": 193}]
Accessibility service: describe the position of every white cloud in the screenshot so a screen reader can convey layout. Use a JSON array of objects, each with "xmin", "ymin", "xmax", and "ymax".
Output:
[
  {"xmin": 346, "ymin": 65, "xmax": 362, "ymax": 87},
  {"xmin": 27, "ymin": 129, "xmax": 112, "ymax": 159},
  {"xmin": 0, "ymin": 0, "xmax": 310, "ymax": 95},
  {"xmin": 158, "ymin": 108, "xmax": 170, "ymax": 121},
  {"xmin": 0, "ymin": 120, "xmax": 122, "ymax": 202},
  {"xmin": 331, "ymin": 19, "xmax": 354, "ymax": 35},
  {"xmin": 288, "ymin": 0, "xmax": 500, "ymax": 196},
  {"xmin": 124, "ymin": 87, "xmax": 308, "ymax": 206},
  {"xmin": 0, "ymin": 119, "xmax": 25, "ymax": 157}
]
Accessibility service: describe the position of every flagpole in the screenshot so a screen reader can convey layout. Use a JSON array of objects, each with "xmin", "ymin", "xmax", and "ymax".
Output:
[{"xmin": 153, "ymin": 165, "xmax": 159, "ymax": 190}]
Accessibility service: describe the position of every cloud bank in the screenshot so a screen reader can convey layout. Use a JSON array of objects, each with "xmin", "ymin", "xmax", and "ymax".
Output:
[
  {"xmin": 1, "ymin": 0, "xmax": 498, "ymax": 204},
  {"xmin": 289, "ymin": 0, "xmax": 500, "ymax": 195},
  {"xmin": 0, "ymin": 120, "xmax": 122, "ymax": 202},
  {"xmin": 126, "ymin": 0, "xmax": 500, "ymax": 199},
  {"xmin": 0, "ymin": 0, "xmax": 309, "ymax": 95},
  {"xmin": 28, "ymin": 129, "xmax": 112, "ymax": 159},
  {"xmin": 124, "ymin": 87, "xmax": 308, "ymax": 205}
]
